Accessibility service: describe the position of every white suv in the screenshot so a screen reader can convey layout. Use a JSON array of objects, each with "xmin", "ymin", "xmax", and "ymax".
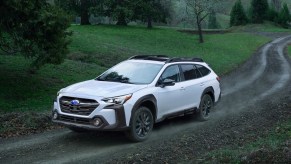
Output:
[{"xmin": 52, "ymin": 55, "xmax": 221, "ymax": 142}]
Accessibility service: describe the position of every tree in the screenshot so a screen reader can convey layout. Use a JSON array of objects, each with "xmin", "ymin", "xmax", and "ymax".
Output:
[
  {"xmin": 80, "ymin": 0, "xmax": 91, "ymax": 25},
  {"xmin": 267, "ymin": 4, "xmax": 279, "ymax": 22},
  {"xmin": 55, "ymin": 0, "xmax": 99, "ymax": 25},
  {"xmin": 230, "ymin": 0, "xmax": 248, "ymax": 26},
  {"xmin": 277, "ymin": 3, "xmax": 291, "ymax": 28},
  {"xmin": 132, "ymin": 0, "xmax": 171, "ymax": 28},
  {"xmin": 250, "ymin": 0, "xmax": 269, "ymax": 23},
  {"xmin": 102, "ymin": 0, "xmax": 134, "ymax": 26},
  {"xmin": 0, "ymin": 0, "xmax": 71, "ymax": 70},
  {"xmin": 186, "ymin": 0, "xmax": 221, "ymax": 43},
  {"xmin": 208, "ymin": 10, "xmax": 220, "ymax": 29}
]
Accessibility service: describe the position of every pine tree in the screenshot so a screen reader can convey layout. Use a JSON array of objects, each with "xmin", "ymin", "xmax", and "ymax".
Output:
[
  {"xmin": 230, "ymin": 0, "xmax": 248, "ymax": 26},
  {"xmin": 267, "ymin": 4, "xmax": 279, "ymax": 22},
  {"xmin": 250, "ymin": 0, "xmax": 269, "ymax": 23},
  {"xmin": 277, "ymin": 3, "xmax": 291, "ymax": 28}
]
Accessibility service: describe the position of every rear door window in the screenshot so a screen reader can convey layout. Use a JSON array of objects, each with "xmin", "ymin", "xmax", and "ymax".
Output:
[
  {"xmin": 180, "ymin": 64, "xmax": 201, "ymax": 81},
  {"xmin": 195, "ymin": 64, "xmax": 211, "ymax": 76}
]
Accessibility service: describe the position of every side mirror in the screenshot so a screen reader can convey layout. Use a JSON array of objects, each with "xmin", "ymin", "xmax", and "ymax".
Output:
[{"xmin": 160, "ymin": 78, "xmax": 175, "ymax": 88}]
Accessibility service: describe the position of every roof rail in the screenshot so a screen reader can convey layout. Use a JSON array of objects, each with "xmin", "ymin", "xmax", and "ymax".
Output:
[
  {"xmin": 128, "ymin": 55, "xmax": 168, "ymax": 60},
  {"xmin": 128, "ymin": 55, "xmax": 169, "ymax": 62},
  {"xmin": 165, "ymin": 57, "xmax": 204, "ymax": 63},
  {"xmin": 128, "ymin": 55, "xmax": 204, "ymax": 63}
]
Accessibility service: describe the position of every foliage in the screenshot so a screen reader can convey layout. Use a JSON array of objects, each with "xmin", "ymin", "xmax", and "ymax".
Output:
[
  {"xmin": 277, "ymin": 3, "xmax": 291, "ymax": 28},
  {"xmin": 0, "ymin": 0, "xmax": 71, "ymax": 70},
  {"xmin": 230, "ymin": 0, "xmax": 248, "ymax": 26},
  {"xmin": 250, "ymin": 0, "xmax": 269, "ymax": 23},
  {"xmin": 55, "ymin": 0, "xmax": 99, "ymax": 25},
  {"xmin": 132, "ymin": 0, "xmax": 171, "ymax": 28},
  {"xmin": 103, "ymin": 0, "xmax": 135, "ymax": 26},
  {"xmin": 90, "ymin": 0, "xmax": 171, "ymax": 27},
  {"xmin": 267, "ymin": 4, "xmax": 279, "ymax": 22}
]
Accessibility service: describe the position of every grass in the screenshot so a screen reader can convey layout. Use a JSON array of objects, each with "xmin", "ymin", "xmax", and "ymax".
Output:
[
  {"xmin": 203, "ymin": 119, "xmax": 291, "ymax": 163},
  {"xmin": 288, "ymin": 45, "xmax": 291, "ymax": 57},
  {"xmin": 0, "ymin": 25, "xmax": 271, "ymax": 112},
  {"xmin": 0, "ymin": 55, "xmax": 106, "ymax": 112},
  {"xmin": 69, "ymin": 25, "xmax": 270, "ymax": 74},
  {"xmin": 230, "ymin": 22, "xmax": 291, "ymax": 33}
]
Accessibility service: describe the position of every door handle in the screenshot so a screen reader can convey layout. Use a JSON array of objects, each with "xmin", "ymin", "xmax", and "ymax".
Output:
[
  {"xmin": 200, "ymin": 83, "xmax": 205, "ymax": 86},
  {"xmin": 180, "ymin": 87, "xmax": 186, "ymax": 91}
]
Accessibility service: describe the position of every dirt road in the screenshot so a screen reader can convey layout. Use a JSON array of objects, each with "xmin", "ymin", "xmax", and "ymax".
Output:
[{"xmin": 0, "ymin": 34, "xmax": 291, "ymax": 163}]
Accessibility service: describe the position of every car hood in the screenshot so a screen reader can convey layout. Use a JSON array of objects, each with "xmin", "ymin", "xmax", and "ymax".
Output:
[{"xmin": 61, "ymin": 80, "xmax": 147, "ymax": 98}]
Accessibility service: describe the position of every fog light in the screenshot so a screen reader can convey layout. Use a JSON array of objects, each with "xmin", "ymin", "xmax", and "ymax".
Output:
[
  {"xmin": 53, "ymin": 112, "xmax": 58, "ymax": 120},
  {"xmin": 92, "ymin": 118, "xmax": 102, "ymax": 126}
]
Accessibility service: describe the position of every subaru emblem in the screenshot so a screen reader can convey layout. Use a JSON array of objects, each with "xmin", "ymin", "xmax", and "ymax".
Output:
[{"xmin": 70, "ymin": 100, "xmax": 80, "ymax": 106}]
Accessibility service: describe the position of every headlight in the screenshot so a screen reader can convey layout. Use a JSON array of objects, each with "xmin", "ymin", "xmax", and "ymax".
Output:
[{"xmin": 102, "ymin": 94, "xmax": 132, "ymax": 104}]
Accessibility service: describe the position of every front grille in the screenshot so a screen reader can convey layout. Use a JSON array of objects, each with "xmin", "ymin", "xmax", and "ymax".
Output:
[
  {"xmin": 59, "ymin": 96, "xmax": 99, "ymax": 116},
  {"xmin": 59, "ymin": 115, "xmax": 91, "ymax": 125}
]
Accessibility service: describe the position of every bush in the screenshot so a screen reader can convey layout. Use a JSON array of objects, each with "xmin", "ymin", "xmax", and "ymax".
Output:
[{"xmin": 0, "ymin": 0, "xmax": 71, "ymax": 70}]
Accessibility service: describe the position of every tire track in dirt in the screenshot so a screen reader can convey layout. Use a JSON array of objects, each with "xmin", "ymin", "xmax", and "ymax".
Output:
[{"xmin": 223, "ymin": 35, "xmax": 291, "ymax": 96}]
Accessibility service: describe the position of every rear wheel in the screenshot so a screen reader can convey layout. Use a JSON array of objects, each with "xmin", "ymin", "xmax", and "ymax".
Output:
[
  {"xmin": 126, "ymin": 106, "xmax": 154, "ymax": 142},
  {"xmin": 197, "ymin": 94, "xmax": 213, "ymax": 121}
]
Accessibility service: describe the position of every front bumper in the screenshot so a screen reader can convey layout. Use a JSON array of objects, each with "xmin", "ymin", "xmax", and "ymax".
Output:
[{"xmin": 52, "ymin": 103, "xmax": 129, "ymax": 131}]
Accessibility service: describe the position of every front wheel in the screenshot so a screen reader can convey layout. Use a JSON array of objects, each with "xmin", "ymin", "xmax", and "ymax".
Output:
[
  {"xmin": 197, "ymin": 94, "xmax": 213, "ymax": 121},
  {"xmin": 126, "ymin": 106, "xmax": 154, "ymax": 142}
]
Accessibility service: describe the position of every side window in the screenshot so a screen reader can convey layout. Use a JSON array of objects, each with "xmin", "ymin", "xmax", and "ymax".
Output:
[
  {"xmin": 196, "ymin": 65, "xmax": 211, "ymax": 77},
  {"xmin": 180, "ymin": 64, "xmax": 201, "ymax": 81},
  {"xmin": 160, "ymin": 65, "xmax": 180, "ymax": 82}
]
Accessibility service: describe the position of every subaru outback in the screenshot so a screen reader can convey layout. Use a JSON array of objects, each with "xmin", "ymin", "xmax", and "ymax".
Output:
[{"xmin": 52, "ymin": 55, "xmax": 221, "ymax": 142}]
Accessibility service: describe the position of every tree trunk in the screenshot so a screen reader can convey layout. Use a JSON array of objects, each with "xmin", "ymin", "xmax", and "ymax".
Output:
[
  {"xmin": 196, "ymin": 16, "xmax": 204, "ymax": 43},
  {"xmin": 80, "ymin": 0, "xmax": 90, "ymax": 25},
  {"xmin": 116, "ymin": 12, "xmax": 127, "ymax": 26},
  {"xmin": 147, "ymin": 16, "xmax": 153, "ymax": 29}
]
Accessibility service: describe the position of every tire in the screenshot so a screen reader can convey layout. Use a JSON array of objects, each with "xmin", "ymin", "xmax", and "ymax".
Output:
[
  {"xmin": 68, "ymin": 126, "xmax": 88, "ymax": 133},
  {"xmin": 126, "ymin": 106, "xmax": 154, "ymax": 142},
  {"xmin": 197, "ymin": 94, "xmax": 213, "ymax": 121}
]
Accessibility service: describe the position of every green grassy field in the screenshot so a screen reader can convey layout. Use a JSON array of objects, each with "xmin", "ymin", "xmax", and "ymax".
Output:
[
  {"xmin": 0, "ymin": 56, "xmax": 106, "ymax": 112},
  {"xmin": 230, "ymin": 22, "xmax": 291, "ymax": 32},
  {"xmin": 0, "ymin": 25, "xmax": 271, "ymax": 112},
  {"xmin": 69, "ymin": 25, "xmax": 270, "ymax": 74}
]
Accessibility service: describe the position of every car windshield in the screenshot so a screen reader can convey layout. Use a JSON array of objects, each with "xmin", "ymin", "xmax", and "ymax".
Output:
[{"xmin": 96, "ymin": 61, "xmax": 163, "ymax": 84}]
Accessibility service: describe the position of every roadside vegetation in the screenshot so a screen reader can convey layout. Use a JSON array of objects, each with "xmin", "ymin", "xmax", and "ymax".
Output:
[
  {"xmin": 204, "ymin": 119, "xmax": 291, "ymax": 163},
  {"xmin": 288, "ymin": 45, "xmax": 291, "ymax": 56}
]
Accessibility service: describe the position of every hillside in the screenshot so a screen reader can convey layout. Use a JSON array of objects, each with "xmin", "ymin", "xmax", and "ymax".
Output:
[{"xmin": 0, "ymin": 25, "xmax": 272, "ymax": 113}]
